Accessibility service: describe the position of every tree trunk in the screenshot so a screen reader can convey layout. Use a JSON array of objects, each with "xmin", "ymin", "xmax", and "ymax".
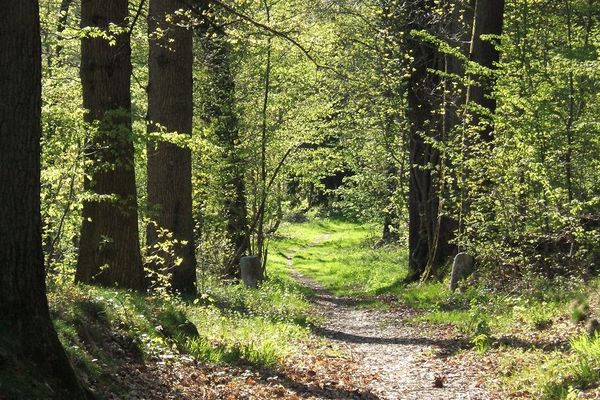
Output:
[
  {"xmin": 147, "ymin": 0, "xmax": 197, "ymax": 295},
  {"xmin": 423, "ymin": 0, "xmax": 475, "ymax": 276},
  {"xmin": 76, "ymin": 0, "xmax": 145, "ymax": 290},
  {"xmin": 198, "ymin": 16, "xmax": 248, "ymax": 278},
  {"xmin": 403, "ymin": 1, "xmax": 447, "ymax": 282},
  {"xmin": 256, "ymin": 0, "xmax": 272, "ymax": 271},
  {"xmin": 466, "ymin": 0, "xmax": 506, "ymax": 141},
  {"xmin": 0, "ymin": 2, "xmax": 86, "ymax": 398}
]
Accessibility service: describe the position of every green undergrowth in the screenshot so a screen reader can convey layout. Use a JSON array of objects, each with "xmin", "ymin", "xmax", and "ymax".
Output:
[
  {"xmin": 276, "ymin": 218, "xmax": 408, "ymax": 299},
  {"xmin": 495, "ymin": 333, "xmax": 600, "ymax": 399},
  {"xmin": 46, "ymin": 258, "xmax": 314, "ymax": 395},
  {"xmin": 187, "ymin": 274, "xmax": 314, "ymax": 366},
  {"xmin": 277, "ymin": 218, "xmax": 600, "ymax": 399},
  {"xmin": 48, "ymin": 281, "xmax": 194, "ymax": 396}
]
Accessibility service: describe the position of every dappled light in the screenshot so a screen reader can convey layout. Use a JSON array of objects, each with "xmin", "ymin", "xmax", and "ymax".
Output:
[{"xmin": 2, "ymin": 0, "xmax": 600, "ymax": 399}]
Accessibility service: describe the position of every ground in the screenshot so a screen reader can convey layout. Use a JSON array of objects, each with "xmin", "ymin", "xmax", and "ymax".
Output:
[
  {"xmin": 40, "ymin": 218, "xmax": 600, "ymax": 400},
  {"xmin": 286, "ymin": 233, "xmax": 490, "ymax": 400}
]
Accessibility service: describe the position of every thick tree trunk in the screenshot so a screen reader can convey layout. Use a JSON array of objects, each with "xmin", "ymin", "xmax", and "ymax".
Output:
[
  {"xmin": 423, "ymin": 1, "xmax": 475, "ymax": 277},
  {"xmin": 466, "ymin": 0, "xmax": 506, "ymax": 141},
  {"xmin": 0, "ymin": 2, "xmax": 86, "ymax": 398},
  {"xmin": 401, "ymin": 0, "xmax": 476, "ymax": 281},
  {"xmin": 147, "ymin": 0, "xmax": 197, "ymax": 295},
  {"xmin": 76, "ymin": 0, "xmax": 145, "ymax": 290},
  {"xmin": 198, "ymin": 20, "xmax": 248, "ymax": 278},
  {"xmin": 403, "ymin": 1, "xmax": 447, "ymax": 282}
]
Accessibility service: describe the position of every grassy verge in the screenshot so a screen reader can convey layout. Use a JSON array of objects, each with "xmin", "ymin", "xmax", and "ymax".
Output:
[
  {"xmin": 275, "ymin": 218, "xmax": 600, "ymax": 399},
  {"xmin": 46, "ymin": 229, "xmax": 318, "ymax": 395},
  {"xmin": 44, "ymin": 217, "xmax": 600, "ymax": 399}
]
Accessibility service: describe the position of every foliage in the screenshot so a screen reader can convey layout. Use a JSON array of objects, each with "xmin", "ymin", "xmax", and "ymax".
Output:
[{"xmin": 24, "ymin": 0, "xmax": 600, "ymax": 397}]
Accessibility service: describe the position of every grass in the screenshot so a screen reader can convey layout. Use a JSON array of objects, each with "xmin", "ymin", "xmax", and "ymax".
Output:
[
  {"xmin": 40, "ymin": 217, "xmax": 600, "ymax": 399},
  {"xmin": 46, "ymin": 255, "xmax": 316, "ymax": 395},
  {"xmin": 271, "ymin": 217, "xmax": 600, "ymax": 399},
  {"xmin": 275, "ymin": 219, "xmax": 408, "ymax": 298},
  {"xmin": 493, "ymin": 333, "xmax": 600, "ymax": 399},
  {"xmin": 187, "ymin": 275, "xmax": 315, "ymax": 367}
]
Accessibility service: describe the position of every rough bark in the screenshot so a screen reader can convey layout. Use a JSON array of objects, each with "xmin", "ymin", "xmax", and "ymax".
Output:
[
  {"xmin": 400, "ymin": 0, "xmax": 478, "ymax": 281},
  {"xmin": 0, "ymin": 2, "xmax": 86, "ymax": 397},
  {"xmin": 466, "ymin": 0, "xmax": 506, "ymax": 141},
  {"xmin": 147, "ymin": 0, "xmax": 197, "ymax": 295},
  {"xmin": 403, "ymin": 1, "xmax": 447, "ymax": 282},
  {"xmin": 76, "ymin": 0, "xmax": 145, "ymax": 290},
  {"xmin": 422, "ymin": 1, "xmax": 475, "ymax": 277}
]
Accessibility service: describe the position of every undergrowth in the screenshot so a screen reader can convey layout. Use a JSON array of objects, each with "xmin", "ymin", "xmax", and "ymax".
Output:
[
  {"xmin": 46, "ymin": 239, "xmax": 315, "ymax": 396},
  {"xmin": 280, "ymin": 218, "xmax": 600, "ymax": 399},
  {"xmin": 43, "ymin": 217, "xmax": 600, "ymax": 399}
]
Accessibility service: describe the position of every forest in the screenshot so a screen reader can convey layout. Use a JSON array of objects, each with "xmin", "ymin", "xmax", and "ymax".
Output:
[{"xmin": 1, "ymin": 0, "xmax": 600, "ymax": 399}]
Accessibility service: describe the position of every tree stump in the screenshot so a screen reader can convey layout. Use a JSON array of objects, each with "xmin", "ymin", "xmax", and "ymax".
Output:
[{"xmin": 240, "ymin": 256, "xmax": 263, "ymax": 288}]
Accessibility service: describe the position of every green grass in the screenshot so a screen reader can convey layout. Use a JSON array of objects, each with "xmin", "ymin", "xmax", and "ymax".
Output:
[
  {"xmin": 46, "ymin": 262, "xmax": 316, "ymax": 394},
  {"xmin": 270, "ymin": 218, "xmax": 600, "ymax": 399},
  {"xmin": 494, "ymin": 334, "xmax": 600, "ymax": 399},
  {"xmin": 41, "ymin": 217, "xmax": 600, "ymax": 399},
  {"xmin": 188, "ymin": 275, "xmax": 314, "ymax": 367},
  {"xmin": 274, "ymin": 219, "xmax": 408, "ymax": 298}
]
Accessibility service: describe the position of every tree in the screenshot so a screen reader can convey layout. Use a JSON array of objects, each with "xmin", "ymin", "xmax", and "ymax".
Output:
[
  {"xmin": 147, "ymin": 0, "xmax": 197, "ymax": 295},
  {"xmin": 198, "ymin": 8, "xmax": 249, "ymax": 278},
  {"xmin": 466, "ymin": 0, "xmax": 506, "ymax": 141},
  {"xmin": 456, "ymin": 0, "xmax": 505, "ymax": 248},
  {"xmin": 402, "ymin": 0, "xmax": 456, "ymax": 282},
  {"xmin": 55, "ymin": 0, "xmax": 74, "ymax": 62},
  {"xmin": 0, "ymin": 2, "xmax": 87, "ymax": 398},
  {"xmin": 76, "ymin": 0, "xmax": 145, "ymax": 290}
]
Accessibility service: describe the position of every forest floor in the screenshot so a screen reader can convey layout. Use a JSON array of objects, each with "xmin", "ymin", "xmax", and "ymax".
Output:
[
  {"xmin": 286, "ymin": 234, "xmax": 492, "ymax": 400},
  {"xmin": 44, "ymin": 219, "xmax": 600, "ymax": 400}
]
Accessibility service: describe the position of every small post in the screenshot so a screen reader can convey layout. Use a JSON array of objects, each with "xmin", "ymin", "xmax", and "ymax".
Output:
[
  {"xmin": 449, "ymin": 252, "xmax": 475, "ymax": 291},
  {"xmin": 240, "ymin": 255, "xmax": 263, "ymax": 288}
]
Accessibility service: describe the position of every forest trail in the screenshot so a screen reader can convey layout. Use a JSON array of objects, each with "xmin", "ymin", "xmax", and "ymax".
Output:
[{"xmin": 286, "ymin": 235, "xmax": 493, "ymax": 400}]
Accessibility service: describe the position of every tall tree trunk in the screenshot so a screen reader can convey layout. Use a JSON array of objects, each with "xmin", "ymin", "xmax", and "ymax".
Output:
[
  {"xmin": 198, "ymin": 18, "xmax": 248, "ymax": 278},
  {"xmin": 76, "ymin": 0, "xmax": 145, "ymax": 290},
  {"xmin": 423, "ymin": 0, "xmax": 475, "ymax": 276},
  {"xmin": 256, "ymin": 0, "xmax": 272, "ymax": 272},
  {"xmin": 147, "ymin": 0, "xmax": 197, "ymax": 295},
  {"xmin": 466, "ymin": 0, "xmax": 506, "ymax": 141},
  {"xmin": 403, "ymin": 0, "xmax": 447, "ymax": 282},
  {"xmin": 0, "ymin": 2, "xmax": 86, "ymax": 398}
]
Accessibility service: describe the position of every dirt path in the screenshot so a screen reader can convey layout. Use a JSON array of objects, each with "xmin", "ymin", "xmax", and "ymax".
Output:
[{"xmin": 286, "ymin": 235, "xmax": 493, "ymax": 400}]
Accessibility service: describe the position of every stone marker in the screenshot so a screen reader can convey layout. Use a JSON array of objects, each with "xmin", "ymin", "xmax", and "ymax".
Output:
[
  {"xmin": 240, "ymin": 255, "xmax": 263, "ymax": 288},
  {"xmin": 587, "ymin": 319, "xmax": 600, "ymax": 337},
  {"xmin": 449, "ymin": 252, "xmax": 475, "ymax": 291}
]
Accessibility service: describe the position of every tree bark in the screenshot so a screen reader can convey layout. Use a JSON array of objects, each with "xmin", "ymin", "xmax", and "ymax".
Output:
[
  {"xmin": 400, "ymin": 0, "xmax": 478, "ymax": 282},
  {"xmin": 147, "ymin": 0, "xmax": 197, "ymax": 295},
  {"xmin": 466, "ymin": 0, "xmax": 506, "ymax": 142},
  {"xmin": 76, "ymin": 0, "xmax": 145, "ymax": 290},
  {"xmin": 403, "ymin": 0, "xmax": 447, "ymax": 282},
  {"xmin": 0, "ymin": 2, "xmax": 86, "ymax": 397}
]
